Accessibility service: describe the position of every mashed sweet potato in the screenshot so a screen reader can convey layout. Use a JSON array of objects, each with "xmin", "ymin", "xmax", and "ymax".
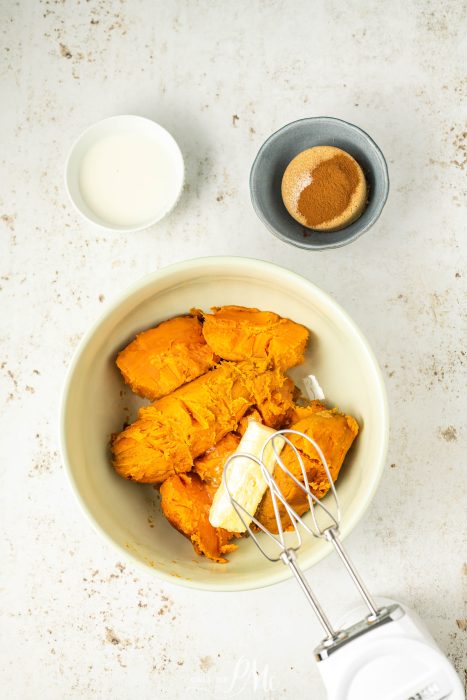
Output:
[
  {"xmin": 201, "ymin": 305, "xmax": 309, "ymax": 370},
  {"xmin": 110, "ymin": 304, "xmax": 359, "ymax": 563},
  {"xmin": 111, "ymin": 359, "xmax": 294, "ymax": 483},
  {"xmin": 255, "ymin": 408, "xmax": 359, "ymax": 532},
  {"xmin": 160, "ymin": 472, "xmax": 237, "ymax": 563},
  {"xmin": 193, "ymin": 433, "xmax": 241, "ymax": 489},
  {"xmin": 116, "ymin": 315, "xmax": 217, "ymax": 401}
]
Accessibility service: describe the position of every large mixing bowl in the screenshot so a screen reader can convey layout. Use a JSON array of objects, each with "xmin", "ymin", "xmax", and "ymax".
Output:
[{"xmin": 60, "ymin": 257, "xmax": 388, "ymax": 591}]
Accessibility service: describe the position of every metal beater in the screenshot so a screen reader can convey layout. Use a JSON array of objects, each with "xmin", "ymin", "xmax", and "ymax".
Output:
[{"xmin": 223, "ymin": 430, "xmax": 463, "ymax": 700}]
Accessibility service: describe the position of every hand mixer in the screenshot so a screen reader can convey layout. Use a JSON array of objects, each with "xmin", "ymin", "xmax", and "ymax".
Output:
[{"xmin": 223, "ymin": 430, "xmax": 463, "ymax": 700}]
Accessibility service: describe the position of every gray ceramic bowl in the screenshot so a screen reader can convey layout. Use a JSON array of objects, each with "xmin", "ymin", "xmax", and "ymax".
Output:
[{"xmin": 250, "ymin": 117, "xmax": 389, "ymax": 250}]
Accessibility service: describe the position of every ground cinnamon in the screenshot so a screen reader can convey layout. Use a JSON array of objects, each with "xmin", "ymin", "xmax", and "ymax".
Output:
[{"xmin": 297, "ymin": 155, "xmax": 360, "ymax": 227}]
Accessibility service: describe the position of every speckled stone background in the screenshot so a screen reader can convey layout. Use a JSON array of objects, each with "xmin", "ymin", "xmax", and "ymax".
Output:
[{"xmin": 1, "ymin": 1, "xmax": 466, "ymax": 698}]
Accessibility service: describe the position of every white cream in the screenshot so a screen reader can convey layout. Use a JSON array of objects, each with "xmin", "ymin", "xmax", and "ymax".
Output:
[{"xmin": 78, "ymin": 132, "xmax": 179, "ymax": 227}]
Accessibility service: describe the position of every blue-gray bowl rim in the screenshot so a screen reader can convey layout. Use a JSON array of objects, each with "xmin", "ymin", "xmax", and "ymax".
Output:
[{"xmin": 249, "ymin": 116, "xmax": 390, "ymax": 251}]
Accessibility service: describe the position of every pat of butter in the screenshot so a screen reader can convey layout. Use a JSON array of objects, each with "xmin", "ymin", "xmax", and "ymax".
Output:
[
  {"xmin": 209, "ymin": 421, "xmax": 285, "ymax": 533},
  {"xmin": 303, "ymin": 374, "xmax": 325, "ymax": 401}
]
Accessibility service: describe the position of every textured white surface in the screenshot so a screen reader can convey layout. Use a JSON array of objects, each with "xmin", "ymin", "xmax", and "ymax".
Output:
[{"xmin": 1, "ymin": 1, "xmax": 466, "ymax": 698}]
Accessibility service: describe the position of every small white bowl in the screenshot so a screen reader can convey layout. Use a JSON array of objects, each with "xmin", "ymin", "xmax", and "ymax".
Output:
[
  {"xmin": 60, "ymin": 257, "xmax": 389, "ymax": 592},
  {"xmin": 65, "ymin": 115, "xmax": 184, "ymax": 233}
]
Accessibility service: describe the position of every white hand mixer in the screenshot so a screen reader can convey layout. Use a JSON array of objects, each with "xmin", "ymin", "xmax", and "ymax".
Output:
[{"xmin": 223, "ymin": 430, "xmax": 464, "ymax": 700}]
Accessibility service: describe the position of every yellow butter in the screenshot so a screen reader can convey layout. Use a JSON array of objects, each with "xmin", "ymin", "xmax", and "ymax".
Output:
[{"xmin": 209, "ymin": 421, "xmax": 285, "ymax": 532}]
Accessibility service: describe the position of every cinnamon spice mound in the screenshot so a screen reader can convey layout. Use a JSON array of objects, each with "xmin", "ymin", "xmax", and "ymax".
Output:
[
  {"xmin": 298, "ymin": 155, "xmax": 360, "ymax": 226},
  {"xmin": 281, "ymin": 146, "xmax": 367, "ymax": 232}
]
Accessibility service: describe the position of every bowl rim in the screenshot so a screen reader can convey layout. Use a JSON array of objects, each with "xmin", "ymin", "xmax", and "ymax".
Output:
[
  {"xmin": 64, "ymin": 114, "xmax": 185, "ymax": 234},
  {"xmin": 59, "ymin": 256, "xmax": 389, "ymax": 591},
  {"xmin": 249, "ymin": 116, "xmax": 390, "ymax": 251}
]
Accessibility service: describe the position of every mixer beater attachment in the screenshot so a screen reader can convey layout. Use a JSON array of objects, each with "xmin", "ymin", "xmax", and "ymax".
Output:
[
  {"xmin": 222, "ymin": 429, "xmax": 463, "ymax": 699},
  {"xmin": 223, "ymin": 429, "xmax": 390, "ymax": 651}
]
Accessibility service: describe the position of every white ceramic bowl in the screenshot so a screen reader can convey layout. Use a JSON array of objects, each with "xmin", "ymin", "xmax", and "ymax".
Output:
[
  {"xmin": 60, "ymin": 257, "xmax": 388, "ymax": 591},
  {"xmin": 64, "ymin": 115, "xmax": 184, "ymax": 233}
]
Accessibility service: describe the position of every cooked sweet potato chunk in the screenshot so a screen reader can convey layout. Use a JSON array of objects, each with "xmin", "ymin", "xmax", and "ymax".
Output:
[
  {"xmin": 160, "ymin": 473, "xmax": 237, "ymax": 563},
  {"xmin": 194, "ymin": 433, "xmax": 241, "ymax": 490},
  {"xmin": 237, "ymin": 408, "xmax": 263, "ymax": 436},
  {"xmin": 247, "ymin": 366, "xmax": 295, "ymax": 428},
  {"xmin": 116, "ymin": 315, "xmax": 217, "ymax": 401},
  {"xmin": 288, "ymin": 401, "xmax": 327, "ymax": 424},
  {"xmin": 110, "ymin": 302, "xmax": 360, "ymax": 566},
  {"xmin": 256, "ymin": 408, "xmax": 359, "ymax": 532},
  {"xmin": 111, "ymin": 359, "xmax": 294, "ymax": 483},
  {"xmin": 202, "ymin": 306, "xmax": 309, "ymax": 370},
  {"xmin": 110, "ymin": 408, "xmax": 193, "ymax": 483}
]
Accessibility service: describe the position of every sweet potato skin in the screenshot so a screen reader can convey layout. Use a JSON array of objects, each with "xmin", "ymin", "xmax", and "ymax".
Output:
[
  {"xmin": 256, "ymin": 408, "xmax": 359, "ymax": 532},
  {"xmin": 160, "ymin": 472, "xmax": 236, "ymax": 563},
  {"xmin": 111, "ymin": 359, "xmax": 294, "ymax": 483},
  {"xmin": 202, "ymin": 306, "xmax": 309, "ymax": 370},
  {"xmin": 116, "ymin": 316, "xmax": 217, "ymax": 401}
]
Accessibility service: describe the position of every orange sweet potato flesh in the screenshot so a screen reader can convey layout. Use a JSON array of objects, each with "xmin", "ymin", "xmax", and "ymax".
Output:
[
  {"xmin": 193, "ymin": 432, "xmax": 241, "ymax": 489},
  {"xmin": 250, "ymin": 366, "xmax": 295, "ymax": 427},
  {"xmin": 289, "ymin": 401, "xmax": 327, "ymax": 423},
  {"xmin": 111, "ymin": 359, "xmax": 294, "ymax": 483},
  {"xmin": 256, "ymin": 408, "xmax": 359, "ymax": 532},
  {"xmin": 237, "ymin": 408, "xmax": 263, "ymax": 436},
  {"xmin": 202, "ymin": 306, "xmax": 309, "ymax": 370},
  {"xmin": 160, "ymin": 472, "xmax": 236, "ymax": 563},
  {"xmin": 110, "ymin": 303, "xmax": 360, "ymax": 565},
  {"xmin": 116, "ymin": 316, "xmax": 217, "ymax": 401}
]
